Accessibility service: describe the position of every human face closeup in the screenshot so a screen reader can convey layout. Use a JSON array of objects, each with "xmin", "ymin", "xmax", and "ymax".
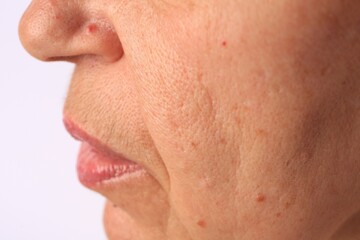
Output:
[{"xmin": 19, "ymin": 0, "xmax": 360, "ymax": 239}]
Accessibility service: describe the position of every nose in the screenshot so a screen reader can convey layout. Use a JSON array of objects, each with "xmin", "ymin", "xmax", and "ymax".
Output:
[{"xmin": 19, "ymin": 0, "xmax": 123, "ymax": 63}]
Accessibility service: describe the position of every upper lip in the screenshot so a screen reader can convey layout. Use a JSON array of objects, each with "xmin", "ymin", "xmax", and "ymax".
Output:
[{"xmin": 63, "ymin": 117, "xmax": 138, "ymax": 163}]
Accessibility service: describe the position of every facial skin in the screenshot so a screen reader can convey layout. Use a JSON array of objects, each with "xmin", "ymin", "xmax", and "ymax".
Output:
[{"xmin": 19, "ymin": 0, "xmax": 360, "ymax": 239}]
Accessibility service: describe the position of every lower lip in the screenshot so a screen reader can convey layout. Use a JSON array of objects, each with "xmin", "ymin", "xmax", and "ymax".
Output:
[{"xmin": 77, "ymin": 142, "xmax": 144, "ymax": 188}]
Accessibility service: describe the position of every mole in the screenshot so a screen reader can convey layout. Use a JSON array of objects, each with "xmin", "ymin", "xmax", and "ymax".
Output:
[{"xmin": 197, "ymin": 220, "xmax": 207, "ymax": 228}]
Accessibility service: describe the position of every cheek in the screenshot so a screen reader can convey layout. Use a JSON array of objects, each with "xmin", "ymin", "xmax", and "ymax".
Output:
[
  {"xmin": 128, "ymin": 32, "xmax": 244, "ymax": 240},
  {"xmin": 123, "ymin": 4, "xmax": 223, "ymax": 170},
  {"xmin": 107, "ymin": 3, "xmax": 242, "ymax": 235}
]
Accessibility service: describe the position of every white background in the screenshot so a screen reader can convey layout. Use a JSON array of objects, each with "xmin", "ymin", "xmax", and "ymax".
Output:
[{"xmin": 0, "ymin": 1, "xmax": 106, "ymax": 239}]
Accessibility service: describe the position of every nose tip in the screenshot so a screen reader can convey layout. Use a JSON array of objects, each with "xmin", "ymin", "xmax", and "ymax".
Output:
[
  {"xmin": 19, "ymin": 0, "xmax": 124, "ymax": 63},
  {"xmin": 18, "ymin": 1, "xmax": 56, "ymax": 61}
]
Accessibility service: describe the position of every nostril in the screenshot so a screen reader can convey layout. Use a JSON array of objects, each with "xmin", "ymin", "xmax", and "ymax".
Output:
[
  {"xmin": 46, "ymin": 56, "xmax": 79, "ymax": 63},
  {"xmin": 46, "ymin": 54, "xmax": 103, "ymax": 64}
]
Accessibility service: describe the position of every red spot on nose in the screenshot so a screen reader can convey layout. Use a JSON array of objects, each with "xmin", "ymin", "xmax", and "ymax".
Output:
[
  {"xmin": 87, "ymin": 24, "xmax": 98, "ymax": 33},
  {"xmin": 256, "ymin": 193, "xmax": 266, "ymax": 202},
  {"xmin": 197, "ymin": 220, "xmax": 206, "ymax": 228},
  {"xmin": 222, "ymin": 41, "xmax": 227, "ymax": 47}
]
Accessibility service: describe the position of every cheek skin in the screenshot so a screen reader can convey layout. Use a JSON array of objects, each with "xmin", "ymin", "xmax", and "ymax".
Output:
[
  {"xmin": 114, "ymin": 0, "xmax": 360, "ymax": 239},
  {"xmin": 117, "ymin": 2, "xmax": 246, "ymax": 239},
  {"xmin": 50, "ymin": 0, "xmax": 360, "ymax": 238}
]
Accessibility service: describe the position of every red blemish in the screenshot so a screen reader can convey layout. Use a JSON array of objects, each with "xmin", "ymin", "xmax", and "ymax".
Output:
[
  {"xmin": 55, "ymin": 14, "xmax": 61, "ymax": 20},
  {"xmin": 197, "ymin": 220, "xmax": 207, "ymax": 228},
  {"xmin": 87, "ymin": 24, "xmax": 98, "ymax": 33},
  {"xmin": 285, "ymin": 201, "xmax": 291, "ymax": 209},
  {"xmin": 222, "ymin": 41, "xmax": 227, "ymax": 47},
  {"xmin": 276, "ymin": 212, "xmax": 282, "ymax": 218},
  {"xmin": 256, "ymin": 193, "xmax": 266, "ymax": 203}
]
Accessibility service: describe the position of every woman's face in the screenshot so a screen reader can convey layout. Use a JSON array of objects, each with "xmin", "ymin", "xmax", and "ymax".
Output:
[{"xmin": 19, "ymin": 0, "xmax": 360, "ymax": 239}]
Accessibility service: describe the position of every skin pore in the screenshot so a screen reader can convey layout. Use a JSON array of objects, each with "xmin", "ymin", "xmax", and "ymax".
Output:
[{"xmin": 19, "ymin": 0, "xmax": 360, "ymax": 239}]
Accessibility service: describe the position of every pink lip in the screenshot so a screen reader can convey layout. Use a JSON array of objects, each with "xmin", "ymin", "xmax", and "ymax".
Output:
[{"xmin": 63, "ymin": 118, "xmax": 144, "ymax": 188}]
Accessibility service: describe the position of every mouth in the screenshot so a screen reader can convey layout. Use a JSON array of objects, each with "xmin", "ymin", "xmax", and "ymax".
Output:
[{"xmin": 63, "ymin": 118, "xmax": 146, "ymax": 189}]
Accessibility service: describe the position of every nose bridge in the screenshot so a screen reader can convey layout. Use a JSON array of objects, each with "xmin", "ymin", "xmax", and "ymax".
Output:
[{"xmin": 19, "ymin": 0, "xmax": 124, "ymax": 63}]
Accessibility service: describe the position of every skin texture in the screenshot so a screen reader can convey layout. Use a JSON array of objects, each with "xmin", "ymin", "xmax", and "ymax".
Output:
[{"xmin": 19, "ymin": 0, "xmax": 360, "ymax": 239}]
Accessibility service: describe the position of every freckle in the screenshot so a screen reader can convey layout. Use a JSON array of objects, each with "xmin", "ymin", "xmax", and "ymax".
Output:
[
  {"xmin": 285, "ymin": 201, "xmax": 291, "ymax": 209},
  {"xmin": 87, "ymin": 23, "xmax": 98, "ymax": 33},
  {"xmin": 191, "ymin": 142, "xmax": 198, "ymax": 148},
  {"xmin": 320, "ymin": 65, "xmax": 331, "ymax": 76},
  {"xmin": 197, "ymin": 220, "xmax": 207, "ymax": 228},
  {"xmin": 222, "ymin": 41, "xmax": 227, "ymax": 47},
  {"xmin": 276, "ymin": 212, "xmax": 282, "ymax": 218},
  {"xmin": 256, "ymin": 193, "xmax": 266, "ymax": 203},
  {"xmin": 197, "ymin": 71, "xmax": 204, "ymax": 81},
  {"xmin": 220, "ymin": 138, "xmax": 226, "ymax": 144},
  {"xmin": 113, "ymin": 204, "xmax": 118, "ymax": 208},
  {"xmin": 329, "ymin": 183, "xmax": 339, "ymax": 195},
  {"xmin": 235, "ymin": 117, "xmax": 241, "ymax": 126},
  {"xmin": 256, "ymin": 129, "xmax": 268, "ymax": 137}
]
